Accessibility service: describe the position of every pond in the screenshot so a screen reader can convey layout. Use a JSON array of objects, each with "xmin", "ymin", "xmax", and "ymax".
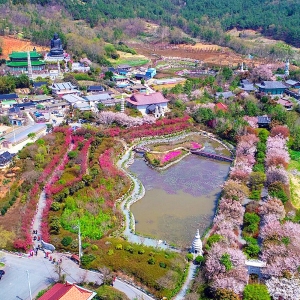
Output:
[{"xmin": 129, "ymin": 138, "xmax": 231, "ymax": 248}]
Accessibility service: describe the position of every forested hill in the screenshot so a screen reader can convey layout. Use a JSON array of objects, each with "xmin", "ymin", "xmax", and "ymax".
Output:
[{"xmin": 4, "ymin": 0, "xmax": 300, "ymax": 47}]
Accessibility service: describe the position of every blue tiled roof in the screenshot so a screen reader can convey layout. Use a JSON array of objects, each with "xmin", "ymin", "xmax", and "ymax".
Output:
[{"xmin": 0, "ymin": 93, "xmax": 18, "ymax": 100}]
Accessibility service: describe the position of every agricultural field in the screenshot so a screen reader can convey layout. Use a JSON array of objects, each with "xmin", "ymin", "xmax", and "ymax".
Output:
[{"xmin": 108, "ymin": 51, "xmax": 150, "ymax": 67}]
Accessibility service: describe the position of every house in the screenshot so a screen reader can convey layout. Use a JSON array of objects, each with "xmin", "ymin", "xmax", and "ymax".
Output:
[
  {"xmin": 129, "ymin": 84, "xmax": 147, "ymax": 93},
  {"xmin": 0, "ymin": 93, "xmax": 19, "ymax": 102},
  {"xmin": 47, "ymin": 101, "xmax": 69, "ymax": 110},
  {"xmin": 9, "ymin": 116, "xmax": 26, "ymax": 126},
  {"xmin": 1, "ymin": 100, "xmax": 17, "ymax": 109},
  {"xmin": 0, "ymin": 151, "xmax": 15, "ymax": 168},
  {"xmin": 126, "ymin": 92, "xmax": 169, "ymax": 117},
  {"xmin": 215, "ymin": 102, "xmax": 228, "ymax": 112},
  {"xmin": 257, "ymin": 116, "xmax": 271, "ymax": 128},
  {"xmin": 30, "ymin": 95, "xmax": 54, "ymax": 104},
  {"xmin": 117, "ymin": 64, "xmax": 131, "ymax": 71},
  {"xmin": 50, "ymin": 82, "xmax": 79, "ymax": 98},
  {"xmin": 135, "ymin": 74, "xmax": 150, "ymax": 81},
  {"xmin": 39, "ymin": 281, "xmax": 96, "ymax": 300},
  {"xmin": 33, "ymin": 81, "xmax": 48, "ymax": 89},
  {"xmin": 87, "ymin": 85, "xmax": 105, "ymax": 93},
  {"xmin": 62, "ymin": 94, "xmax": 86, "ymax": 105},
  {"xmin": 240, "ymin": 80, "xmax": 257, "ymax": 92},
  {"xmin": 276, "ymin": 98, "xmax": 293, "ymax": 110},
  {"xmin": 74, "ymin": 102, "xmax": 91, "ymax": 111},
  {"xmin": 71, "ymin": 62, "xmax": 90, "ymax": 73},
  {"xmin": 13, "ymin": 102, "xmax": 36, "ymax": 110},
  {"xmin": 146, "ymin": 68, "xmax": 157, "ymax": 78},
  {"xmin": 285, "ymin": 79, "xmax": 300, "ymax": 89},
  {"xmin": 215, "ymin": 91, "xmax": 235, "ymax": 99},
  {"xmin": 256, "ymin": 81, "xmax": 287, "ymax": 95}
]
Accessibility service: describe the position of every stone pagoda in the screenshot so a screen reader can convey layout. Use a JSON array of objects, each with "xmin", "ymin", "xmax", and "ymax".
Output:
[{"xmin": 191, "ymin": 229, "xmax": 203, "ymax": 256}]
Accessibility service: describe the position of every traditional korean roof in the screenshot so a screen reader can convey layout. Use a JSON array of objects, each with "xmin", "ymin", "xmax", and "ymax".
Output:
[
  {"xmin": 39, "ymin": 282, "xmax": 96, "ymax": 300},
  {"xmin": 215, "ymin": 91, "xmax": 235, "ymax": 99},
  {"xmin": 241, "ymin": 83, "xmax": 257, "ymax": 91},
  {"xmin": 285, "ymin": 79, "xmax": 300, "ymax": 86},
  {"xmin": 256, "ymin": 81, "xmax": 287, "ymax": 89},
  {"xmin": 276, "ymin": 99, "xmax": 293, "ymax": 107},
  {"xmin": 6, "ymin": 61, "xmax": 45, "ymax": 67},
  {"xmin": 127, "ymin": 92, "xmax": 169, "ymax": 106},
  {"xmin": 9, "ymin": 51, "xmax": 42, "ymax": 59}
]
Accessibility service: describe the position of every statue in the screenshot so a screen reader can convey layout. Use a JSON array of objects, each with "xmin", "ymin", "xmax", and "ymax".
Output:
[{"xmin": 49, "ymin": 33, "xmax": 64, "ymax": 57}]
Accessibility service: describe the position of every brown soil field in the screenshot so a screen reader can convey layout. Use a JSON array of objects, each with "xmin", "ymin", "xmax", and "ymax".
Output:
[
  {"xmin": 0, "ymin": 36, "xmax": 48, "ymax": 59},
  {"xmin": 130, "ymin": 42, "xmax": 262, "ymax": 68}
]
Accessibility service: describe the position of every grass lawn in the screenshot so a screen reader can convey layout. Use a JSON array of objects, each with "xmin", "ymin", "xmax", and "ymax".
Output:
[{"xmin": 96, "ymin": 285, "xmax": 129, "ymax": 300}]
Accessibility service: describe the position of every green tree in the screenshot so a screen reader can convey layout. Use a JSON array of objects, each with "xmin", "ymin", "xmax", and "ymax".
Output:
[
  {"xmin": 220, "ymin": 253, "xmax": 232, "ymax": 271},
  {"xmin": 243, "ymin": 284, "xmax": 271, "ymax": 300},
  {"xmin": 222, "ymin": 67, "xmax": 233, "ymax": 80}
]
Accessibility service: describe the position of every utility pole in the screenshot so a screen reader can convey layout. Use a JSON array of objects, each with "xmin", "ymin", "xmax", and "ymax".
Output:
[
  {"xmin": 78, "ymin": 220, "xmax": 82, "ymax": 267},
  {"xmin": 26, "ymin": 270, "xmax": 33, "ymax": 300}
]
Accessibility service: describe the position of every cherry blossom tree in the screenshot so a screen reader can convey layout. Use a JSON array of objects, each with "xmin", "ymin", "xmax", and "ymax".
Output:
[
  {"xmin": 266, "ymin": 166, "xmax": 289, "ymax": 186},
  {"xmin": 266, "ymin": 277, "xmax": 300, "ymax": 300},
  {"xmin": 259, "ymin": 197, "xmax": 285, "ymax": 220}
]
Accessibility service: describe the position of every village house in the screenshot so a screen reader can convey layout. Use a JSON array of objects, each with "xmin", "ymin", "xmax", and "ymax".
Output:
[
  {"xmin": 39, "ymin": 281, "xmax": 96, "ymax": 300},
  {"xmin": 126, "ymin": 92, "xmax": 169, "ymax": 117},
  {"xmin": 0, "ymin": 93, "xmax": 19, "ymax": 103},
  {"xmin": 83, "ymin": 93, "xmax": 120, "ymax": 107},
  {"xmin": 257, "ymin": 115, "xmax": 271, "ymax": 128},
  {"xmin": 285, "ymin": 79, "xmax": 300, "ymax": 89},
  {"xmin": 215, "ymin": 102, "xmax": 228, "ymax": 112},
  {"xmin": 117, "ymin": 64, "xmax": 132, "ymax": 71},
  {"xmin": 215, "ymin": 91, "xmax": 235, "ymax": 99},
  {"xmin": 87, "ymin": 85, "xmax": 105, "ymax": 93},
  {"xmin": 0, "ymin": 151, "xmax": 15, "ymax": 168},
  {"xmin": 50, "ymin": 82, "xmax": 79, "ymax": 98},
  {"xmin": 276, "ymin": 98, "xmax": 293, "ymax": 110},
  {"xmin": 240, "ymin": 79, "xmax": 257, "ymax": 92},
  {"xmin": 256, "ymin": 81, "xmax": 287, "ymax": 95}
]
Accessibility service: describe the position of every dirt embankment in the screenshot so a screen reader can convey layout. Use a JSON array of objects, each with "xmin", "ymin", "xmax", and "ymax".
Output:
[{"xmin": 0, "ymin": 36, "xmax": 48, "ymax": 59}]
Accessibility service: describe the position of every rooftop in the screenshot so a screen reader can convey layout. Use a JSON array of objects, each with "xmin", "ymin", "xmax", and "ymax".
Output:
[
  {"xmin": 30, "ymin": 95, "xmax": 54, "ymax": 102},
  {"xmin": 215, "ymin": 91, "xmax": 235, "ymax": 99},
  {"xmin": 256, "ymin": 81, "xmax": 287, "ymax": 89},
  {"xmin": 62, "ymin": 94, "xmax": 85, "ymax": 104},
  {"xmin": 51, "ymin": 82, "xmax": 78, "ymax": 91},
  {"xmin": 84, "ymin": 93, "xmax": 111, "ymax": 102},
  {"xmin": 39, "ymin": 282, "xmax": 96, "ymax": 300},
  {"xmin": 127, "ymin": 92, "xmax": 169, "ymax": 106},
  {"xmin": 9, "ymin": 51, "xmax": 42, "ymax": 59},
  {"xmin": 6, "ymin": 61, "xmax": 45, "ymax": 67},
  {"xmin": 0, "ymin": 93, "xmax": 19, "ymax": 100}
]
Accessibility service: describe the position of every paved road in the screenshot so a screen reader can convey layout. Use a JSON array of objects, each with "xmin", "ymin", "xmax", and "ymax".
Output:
[
  {"xmin": 0, "ymin": 252, "xmax": 57, "ymax": 300},
  {"xmin": 0, "ymin": 251, "xmax": 155, "ymax": 300}
]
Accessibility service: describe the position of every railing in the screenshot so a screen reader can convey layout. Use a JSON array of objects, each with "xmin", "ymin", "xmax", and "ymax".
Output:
[{"xmin": 190, "ymin": 149, "xmax": 233, "ymax": 162}]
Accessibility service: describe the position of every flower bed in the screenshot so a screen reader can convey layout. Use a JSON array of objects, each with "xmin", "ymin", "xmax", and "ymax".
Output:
[{"xmin": 145, "ymin": 149, "xmax": 188, "ymax": 167}]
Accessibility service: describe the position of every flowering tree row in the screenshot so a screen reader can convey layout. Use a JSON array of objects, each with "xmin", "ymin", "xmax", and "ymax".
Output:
[
  {"xmin": 97, "ymin": 111, "xmax": 156, "ymax": 127},
  {"xmin": 204, "ymin": 133, "xmax": 259, "ymax": 295},
  {"xmin": 13, "ymin": 128, "xmax": 72, "ymax": 250}
]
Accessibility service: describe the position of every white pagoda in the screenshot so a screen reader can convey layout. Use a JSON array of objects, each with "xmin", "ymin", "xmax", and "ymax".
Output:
[{"xmin": 191, "ymin": 229, "xmax": 203, "ymax": 256}]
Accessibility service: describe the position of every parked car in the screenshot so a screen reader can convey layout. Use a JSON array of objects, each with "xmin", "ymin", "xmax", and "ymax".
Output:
[{"xmin": 0, "ymin": 270, "xmax": 5, "ymax": 280}]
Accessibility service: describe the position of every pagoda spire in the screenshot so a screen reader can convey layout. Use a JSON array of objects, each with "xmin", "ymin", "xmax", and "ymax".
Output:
[
  {"xmin": 191, "ymin": 229, "xmax": 203, "ymax": 256},
  {"xmin": 120, "ymin": 94, "xmax": 125, "ymax": 113},
  {"xmin": 27, "ymin": 51, "xmax": 33, "ymax": 80}
]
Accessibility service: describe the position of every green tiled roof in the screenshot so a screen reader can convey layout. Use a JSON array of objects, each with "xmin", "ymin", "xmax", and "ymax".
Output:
[
  {"xmin": 1, "ymin": 100, "xmax": 17, "ymax": 105},
  {"xmin": 9, "ymin": 51, "xmax": 42, "ymax": 59},
  {"xmin": 6, "ymin": 60, "xmax": 45, "ymax": 67}
]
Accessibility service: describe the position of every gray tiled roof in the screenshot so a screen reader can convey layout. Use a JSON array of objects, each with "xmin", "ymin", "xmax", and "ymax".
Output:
[
  {"xmin": 215, "ymin": 91, "xmax": 235, "ymax": 99},
  {"xmin": 257, "ymin": 81, "xmax": 287, "ymax": 89},
  {"xmin": 285, "ymin": 79, "xmax": 299, "ymax": 86}
]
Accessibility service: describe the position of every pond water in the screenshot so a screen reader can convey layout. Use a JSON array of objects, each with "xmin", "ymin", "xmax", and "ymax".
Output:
[{"xmin": 129, "ymin": 138, "xmax": 231, "ymax": 248}]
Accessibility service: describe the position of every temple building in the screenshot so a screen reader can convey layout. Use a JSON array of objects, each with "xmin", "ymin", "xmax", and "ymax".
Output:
[
  {"xmin": 191, "ymin": 229, "xmax": 203, "ymax": 256},
  {"xmin": 6, "ymin": 50, "xmax": 45, "ymax": 72}
]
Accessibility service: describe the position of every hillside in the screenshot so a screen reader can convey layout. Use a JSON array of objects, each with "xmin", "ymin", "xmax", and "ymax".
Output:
[
  {"xmin": 22, "ymin": 0, "xmax": 300, "ymax": 47},
  {"xmin": 0, "ymin": 0, "xmax": 299, "ymax": 62}
]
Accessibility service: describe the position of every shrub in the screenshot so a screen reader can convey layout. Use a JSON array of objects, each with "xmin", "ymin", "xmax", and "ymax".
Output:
[
  {"xmin": 159, "ymin": 262, "xmax": 167, "ymax": 268},
  {"xmin": 81, "ymin": 254, "xmax": 96, "ymax": 266},
  {"xmin": 50, "ymin": 202, "xmax": 60, "ymax": 211},
  {"xmin": 61, "ymin": 236, "xmax": 72, "ymax": 247},
  {"xmin": 206, "ymin": 234, "xmax": 222, "ymax": 250},
  {"xmin": 115, "ymin": 244, "xmax": 123, "ymax": 250},
  {"xmin": 186, "ymin": 253, "xmax": 194, "ymax": 262},
  {"xmin": 82, "ymin": 243, "xmax": 91, "ymax": 249},
  {"xmin": 195, "ymin": 255, "xmax": 204, "ymax": 264},
  {"xmin": 215, "ymin": 288, "xmax": 240, "ymax": 300},
  {"xmin": 148, "ymin": 257, "xmax": 155, "ymax": 265},
  {"xmin": 220, "ymin": 253, "xmax": 232, "ymax": 271},
  {"xmin": 243, "ymin": 284, "xmax": 271, "ymax": 300},
  {"xmin": 68, "ymin": 151, "xmax": 78, "ymax": 159},
  {"xmin": 91, "ymin": 244, "xmax": 98, "ymax": 250},
  {"xmin": 138, "ymin": 248, "xmax": 145, "ymax": 254},
  {"xmin": 107, "ymin": 249, "xmax": 114, "ymax": 256},
  {"xmin": 125, "ymin": 245, "xmax": 134, "ymax": 253}
]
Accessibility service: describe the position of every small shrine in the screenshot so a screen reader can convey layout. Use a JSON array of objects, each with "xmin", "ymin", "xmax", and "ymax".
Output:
[{"xmin": 191, "ymin": 229, "xmax": 203, "ymax": 256}]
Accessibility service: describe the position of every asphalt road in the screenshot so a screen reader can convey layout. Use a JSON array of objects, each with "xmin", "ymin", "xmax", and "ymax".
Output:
[
  {"xmin": 0, "ymin": 253, "xmax": 57, "ymax": 300},
  {"xmin": 0, "ymin": 252, "xmax": 155, "ymax": 300}
]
